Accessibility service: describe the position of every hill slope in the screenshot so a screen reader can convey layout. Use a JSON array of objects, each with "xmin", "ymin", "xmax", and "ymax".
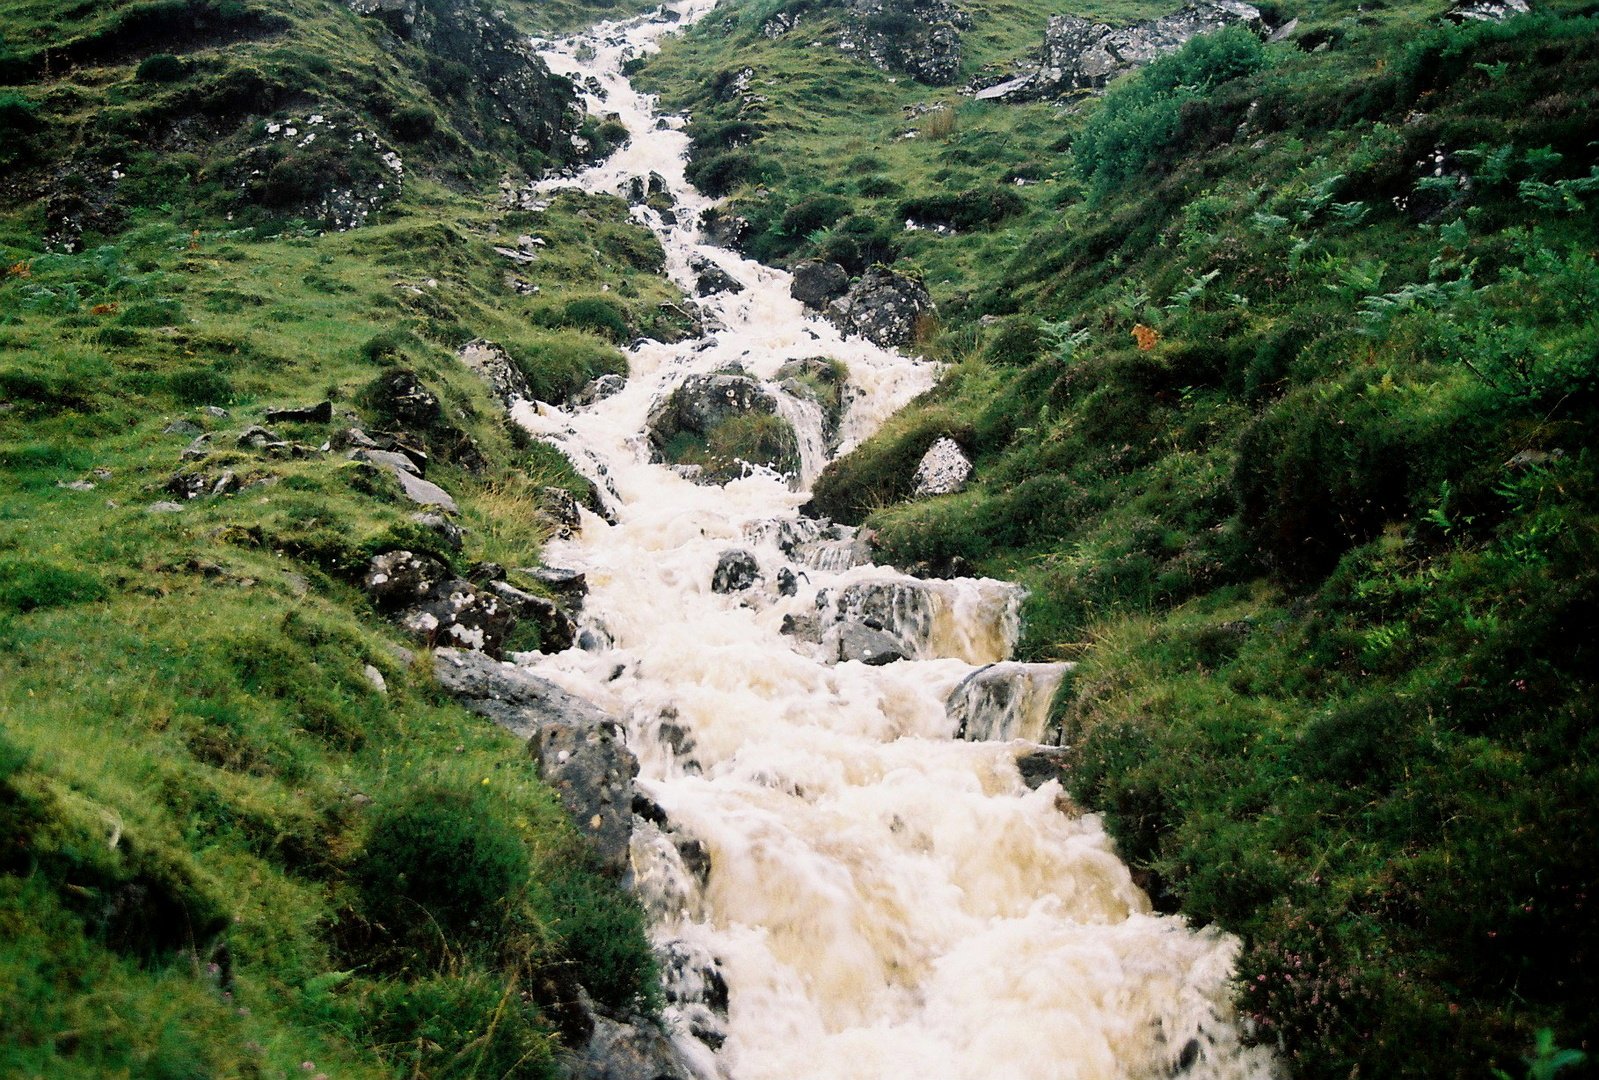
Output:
[
  {"xmin": 0, "ymin": 0, "xmax": 683, "ymax": 1075},
  {"xmin": 640, "ymin": 0, "xmax": 1599, "ymax": 1075}
]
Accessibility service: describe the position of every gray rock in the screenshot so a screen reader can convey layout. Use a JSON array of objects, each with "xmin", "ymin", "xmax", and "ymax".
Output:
[
  {"xmin": 571, "ymin": 373, "xmax": 627, "ymax": 408},
  {"xmin": 781, "ymin": 612, "xmax": 823, "ymax": 644},
  {"xmin": 236, "ymin": 425, "xmax": 286, "ymax": 451},
  {"xmin": 830, "ymin": 622, "xmax": 910, "ymax": 665},
  {"xmin": 1447, "ymin": 0, "xmax": 1529, "ymax": 21},
  {"xmin": 978, "ymin": 0, "xmax": 1263, "ymax": 101},
  {"xmin": 1014, "ymin": 744, "xmax": 1071, "ymax": 790},
  {"xmin": 363, "ymin": 664, "xmax": 388, "ymax": 693},
  {"xmin": 363, "ymin": 550, "xmax": 450, "ymax": 612},
  {"xmin": 457, "ymin": 339, "xmax": 532, "ymax": 409},
  {"xmin": 910, "ymin": 436, "xmax": 973, "ymax": 498},
  {"xmin": 777, "ymin": 566, "xmax": 799, "ymax": 596},
  {"xmin": 401, "ymin": 579, "xmax": 516, "ymax": 655},
  {"xmin": 711, "ymin": 548, "xmax": 760, "ymax": 593},
  {"xmin": 690, "ymin": 256, "xmax": 745, "ymax": 297},
  {"xmin": 433, "ymin": 646, "xmax": 614, "ymax": 733},
  {"xmin": 410, "ymin": 511, "xmax": 464, "ymax": 552},
  {"xmin": 201, "ymin": 406, "xmax": 229, "ymax": 419},
  {"xmin": 789, "ymin": 260, "xmax": 850, "ymax": 310},
  {"xmin": 644, "ymin": 373, "xmax": 800, "ymax": 483},
  {"xmin": 181, "ymin": 434, "xmax": 212, "ymax": 460},
  {"xmin": 486, "ymin": 579, "xmax": 577, "ymax": 653},
  {"xmin": 700, "ymin": 208, "xmax": 752, "ymax": 250},
  {"xmin": 432, "ymin": 647, "xmax": 637, "ymax": 875},
  {"xmin": 264, "ymin": 401, "xmax": 333, "ymax": 424},
  {"xmin": 392, "ymin": 469, "xmax": 458, "ymax": 512},
  {"xmin": 365, "ymin": 369, "xmax": 442, "ymax": 429},
  {"xmin": 565, "ymin": 1012, "xmax": 695, "ymax": 1080},
  {"xmin": 147, "ymin": 501, "xmax": 185, "ymax": 514},
  {"xmin": 524, "ymin": 565, "xmax": 589, "ymax": 608},
  {"xmin": 837, "ymin": 0, "xmax": 970, "ymax": 85},
  {"xmin": 353, "ymin": 448, "xmax": 422, "ymax": 476},
  {"xmin": 826, "ymin": 267, "xmax": 934, "ymax": 348},
  {"xmin": 164, "ymin": 419, "xmax": 203, "ymax": 436}
]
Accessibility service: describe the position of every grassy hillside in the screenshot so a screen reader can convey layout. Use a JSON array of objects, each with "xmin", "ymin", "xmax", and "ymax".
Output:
[
  {"xmin": 0, "ymin": 0, "xmax": 684, "ymax": 1075},
  {"xmin": 641, "ymin": 1, "xmax": 1599, "ymax": 1076}
]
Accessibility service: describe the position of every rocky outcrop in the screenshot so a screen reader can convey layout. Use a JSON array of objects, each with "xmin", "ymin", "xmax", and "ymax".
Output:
[
  {"xmin": 825, "ymin": 267, "xmax": 934, "ymax": 348},
  {"xmin": 789, "ymin": 260, "xmax": 850, "ymax": 310},
  {"xmin": 972, "ymin": 0, "xmax": 1263, "ymax": 101},
  {"xmin": 910, "ymin": 436, "xmax": 973, "ymax": 498},
  {"xmin": 565, "ymin": 1011, "xmax": 695, "ymax": 1080},
  {"xmin": 226, "ymin": 110, "xmax": 407, "ymax": 231},
  {"xmin": 362, "ymin": 552, "xmax": 579, "ymax": 658},
  {"xmin": 1446, "ymin": 0, "xmax": 1529, "ymax": 22},
  {"xmin": 457, "ymin": 339, "xmax": 532, "ymax": 409},
  {"xmin": 432, "ymin": 648, "xmax": 636, "ymax": 875},
  {"xmin": 838, "ymin": 0, "xmax": 970, "ymax": 86},
  {"xmin": 571, "ymin": 373, "xmax": 628, "ymax": 408},
  {"xmin": 347, "ymin": 0, "xmax": 578, "ymax": 155}
]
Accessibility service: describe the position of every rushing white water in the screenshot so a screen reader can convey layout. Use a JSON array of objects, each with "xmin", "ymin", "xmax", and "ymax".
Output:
[{"xmin": 512, "ymin": 7, "xmax": 1283, "ymax": 1078}]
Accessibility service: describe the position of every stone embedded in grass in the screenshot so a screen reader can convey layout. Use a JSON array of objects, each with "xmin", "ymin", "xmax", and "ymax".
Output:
[
  {"xmin": 910, "ymin": 436, "xmax": 972, "ymax": 498},
  {"xmin": 264, "ymin": 401, "xmax": 333, "ymax": 424},
  {"xmin": 824, "ymin": 266, "xmax": 934, "ymax": 348},
  {"xmin": 455, "ymin": 339, "xmax": 532, "ymax": 411}
]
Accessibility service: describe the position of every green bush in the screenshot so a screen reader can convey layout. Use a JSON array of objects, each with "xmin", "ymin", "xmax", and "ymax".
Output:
[
  {"xmin": 136, "ymin": 53, "xmax": 188, "ymax": 82},
  {"xmin": 0, "ymin": 560, "xmax": 107, "ymax": 613},
  {"xmin": 166, "ymin": 367, "xmax": 233, "ymax": 406},
  {"xmin": 898, "ymin": 186, "xmax": 1025, "ymax": 231},
  {"xmin": 1074, "ymin": 26, "xmax": 1267, "ymax": 196},
  {"xmin": 532, "ymin": 856, "xmax": 657, "ymax": 1012},
  {"xmin": 560, "ymin": 296, "xmax": 629, "ymax": 342},
  {"xmin": 389, "ymin": 104, "xmax": 437, "ymax": 142},
  {"xmin": 352, "ymin": 785, "xmax": 531, "ymax": 963},
  {"xmin": 779, "ymin": 194, "xmax": 850, "ymax": 237}
]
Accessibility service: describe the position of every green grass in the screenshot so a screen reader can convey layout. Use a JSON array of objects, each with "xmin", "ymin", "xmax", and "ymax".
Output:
[
  {"xmin": 0, "ymin": 0, "xmax": 682, "ymax": 1060},
  {"xmin": 643, "ymin": 1, "xmax": 1599, "ymax": 1075}
]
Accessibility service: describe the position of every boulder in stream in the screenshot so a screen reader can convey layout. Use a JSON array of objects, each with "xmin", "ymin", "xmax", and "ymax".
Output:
[
  {"xmin": 645, "ymin": 373, "xmax": 800, "ymax": 484},
  {"xmin": 711, "ymin": 548, "xmax": 760, "ymax": 593},
  {"xmin": 789, "ymin": 260, "xmax": 850, "ymax": 310}
]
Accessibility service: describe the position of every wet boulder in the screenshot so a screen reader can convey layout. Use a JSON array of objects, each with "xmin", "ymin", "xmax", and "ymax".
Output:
[
  {"xmin": 645, "ymin": 373, "xmax": 800, "ymax": 484},
  {"xmin": 536, "ymin": 485, "xmax": 584, "ymax": 540},
  {"xmin": 828, "ymin": 622, "xmax": 910, "ymax": 666},
  {"xmin": 711, "ymin": 548, "xmax": 760, "ymax": 593},
  {"xmin": 571, "ymin": 373, "xmax": 627, "ymax": 408},
  {"xmin": 946, "ymin": 661, "xmax": 1075, "ymax": 743},
  {"xmin": 566, "ymin": 1012, "xmax": 696, "ymax": 1080},
  {"xmin": 911, "ymin": 436, "xmax": 973, "ymax": 498},
  {"xmin": 700, "ymin": 208, "xmax": 752, "ymax": 251},
  {"xmin": 775, "ymin": 357, "xmax": 849, "ymax": 448},
  {"xmin": 524, "ymin": 566, "xmax": 589, "ymax": 608},
  {"xmin": 826, "ymin": 267, "xmax": 934, "ymax": 348},
  {"xmin": 690, "ymin": 256, "xmax": 745, "ymax": 297},
  {"xmin": 789, "ymin": 260, "xmax": 850, "ymax": 310},
  {"xmin": 484, "ymin": 578, "xmax": 578, "ymax": 653}
]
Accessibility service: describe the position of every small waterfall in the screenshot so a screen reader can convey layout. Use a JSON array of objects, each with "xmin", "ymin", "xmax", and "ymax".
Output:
[{"xmin": 505, "ymin": 6, "xmax": 1282, "ymax": 1079}]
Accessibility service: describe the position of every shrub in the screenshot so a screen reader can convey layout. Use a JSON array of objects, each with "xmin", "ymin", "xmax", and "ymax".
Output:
[
  {"xmin": 561, "ymin": 296, "xmax": 629, "ymax": 342},
  {"xmin": 532, "ymin": 856, "xmax": 657, "ymax": 1011},
  {"xmin": 352, "ymin": 786, "xmax": 530, "ymax": 963},
  {"xmin": 1074, "ymin": 25, "xmax": 1268, "ymax": 196},
  {"xmin": 779, "ymin": 194, "xmax": 850, "ymax": 237},
  {"xmin": 136, "ymin": 53, "xmax": 188, "ymax": 83},
  {"xmin": 981, "ymin": 316, "xmax": 1042, "ymax": 366},
  {"xmin": 898, "ymin": 186, "xmax": 1025, "ymax": 231},
  {"xmin": 0, "ymin": 91, "xmax": 42, "ymax": 167},
  {"xmin": 166, "ymin": 367, "xmax": 233, "ymax": 406},
  {"xmin": 389, "ymin": 104, "xmax": 437, "ymax": 143},
  {"xmin": 0, "ymin": 560, "xmax": 107, "ymax": 613}
]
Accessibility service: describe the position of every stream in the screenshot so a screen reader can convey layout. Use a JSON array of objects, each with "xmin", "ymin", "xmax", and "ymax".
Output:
[{"xmin": 508, "ymin": 5, "xmax": 1283, "ymax": 1077}]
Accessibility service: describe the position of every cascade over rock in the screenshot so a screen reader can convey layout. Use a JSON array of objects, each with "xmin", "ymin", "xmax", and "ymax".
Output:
[{"xmin": 441, "ymin": 4, "xmax": 1291, "ymax": 1077}]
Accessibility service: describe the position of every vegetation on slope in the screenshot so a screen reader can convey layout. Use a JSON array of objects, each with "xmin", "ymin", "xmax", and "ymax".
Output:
[
  {"xmin": 0, "ymin": 0, "xmax": 681, "ymax": 1074},
  {"xmin": 642, "ymin": 1, "xmax": 1599, "ymax": 1075}
]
